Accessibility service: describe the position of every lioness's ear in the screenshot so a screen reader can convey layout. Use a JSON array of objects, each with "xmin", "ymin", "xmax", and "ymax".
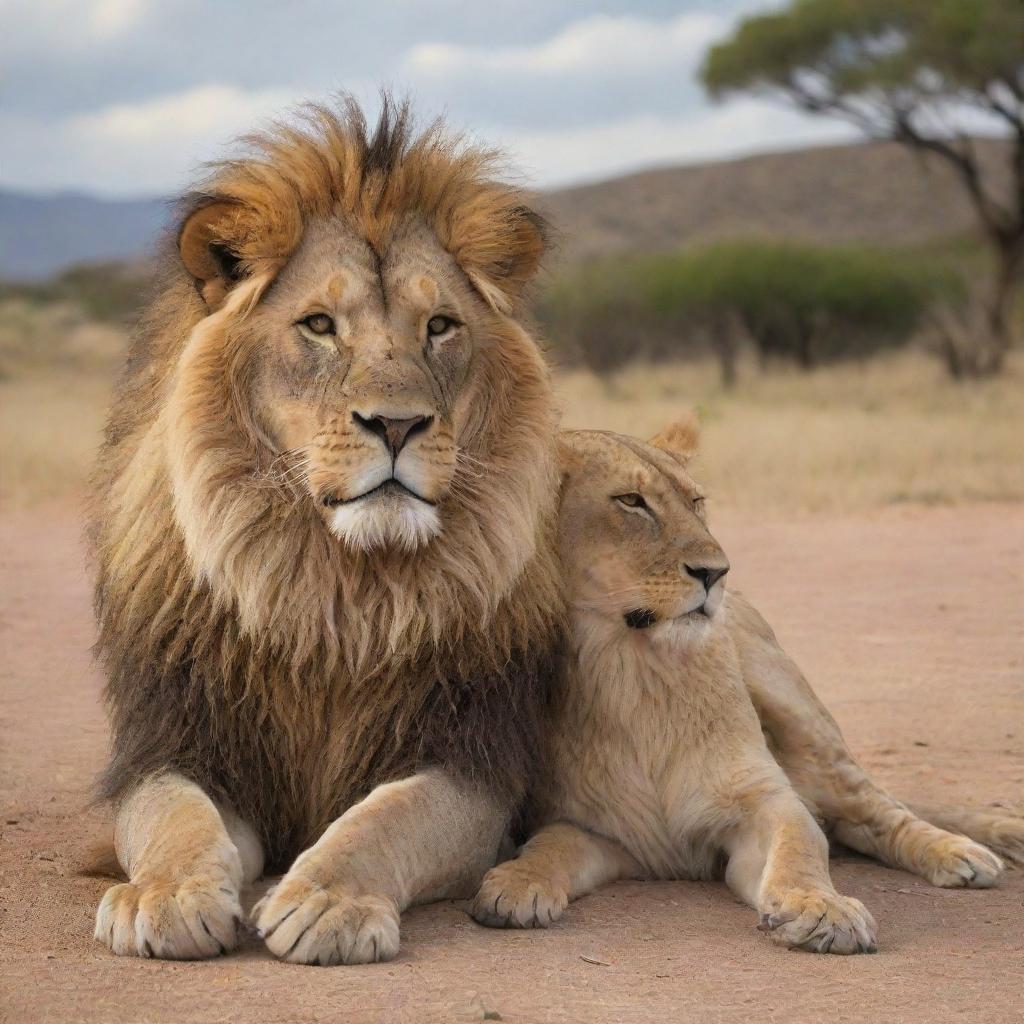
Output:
[
  {"xmin": 555, "ymin": 436, "xmax": 584, "ymax": 491},
  {"xmin": 556, "ymin": 436, "xmax": 583, "ymax": 472},
  {"xmin": 178, "ymin": 201, "xmax": 247, "ymax": 309},
  {"xmin": 650, "ymin": 412, "xmax": 700, "ymax": 465},
  {"xmin": 466, "ymin": 205, "xmax": 548, "ymax": 315}
]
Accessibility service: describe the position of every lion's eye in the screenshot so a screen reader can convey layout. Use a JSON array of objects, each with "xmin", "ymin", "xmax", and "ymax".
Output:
[
  {"xmin": 694, "ymin": 496, "xmax": 706, "ymax": 516},
  {"xmin": 427, "ymin": 315, "xmax": 457, "ymax": 338},
  {"xmin": 614, "ymin": 492, "xmax": 648, "ymax": 511},
  {"xmin": 301, "ymin": 313, "xmax": 335, "ymax": 336}
]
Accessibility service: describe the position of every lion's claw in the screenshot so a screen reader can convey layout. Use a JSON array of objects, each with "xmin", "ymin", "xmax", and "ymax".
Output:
[
  {"xmin": 252, "ymin": 877, "xmax": 399, "ymax": 965},
  {"xmin": 471, "ymin": 862, "xmax": 568, "ymax": 929},
  {"xmin": 759, "ymin": 889, "xmax": 877, "ymax": 955},
  {"xmin": 94, "ymin": 875, "xmax": 243, "ymax": 960}
]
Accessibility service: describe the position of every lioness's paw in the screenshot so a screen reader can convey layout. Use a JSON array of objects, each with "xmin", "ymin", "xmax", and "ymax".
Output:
[
  {"xmin": 94, "ymin": 876, "xmax": 243, "ymax": 959},
  {"xmin": 253, "ymin": 877, "xmax": 399, "ymax": 965},
  {"xmin": 471, "ymin": 862, "xmax": 568, "ymax": 929},
  {"xmin": 758, "ymin": 890, "xmax": 877, "ymax": 955},
  {"xmin": 918, "ymin": 836, "xmax": 1004, "ymax": 888}
]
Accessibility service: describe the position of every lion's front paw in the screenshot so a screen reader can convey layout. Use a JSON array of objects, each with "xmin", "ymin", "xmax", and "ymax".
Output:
[
  {"xmin": 918, "ymin": 835, "xmax": 1004, "ymax": 888},
  {"xmin": 252, "ymin": 876, "xmax": 399, "ymax": 965},
  {"xmin": 94, "ymin": 875, "xmax": 243, "ymax": 959},
  {"xmin": 471, "ymin": 861, "xmax": 569, "ymax": 929},
  {"xmin": 758, "ymin": 889, "xmax": 877, "ymax": 955}
]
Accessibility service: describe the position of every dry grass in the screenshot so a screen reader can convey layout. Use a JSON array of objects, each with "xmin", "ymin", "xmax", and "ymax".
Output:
[
  {"xmin": 556, "ymin": 350, "xmax": 1024, "ymax": 514},
  {"xmin": 0, "ymin": 373, "xmax": 113, "ymax": 507},
  {"xmin": 1, "ymin": 299, "xmax": 1020, "ymax": 515}
]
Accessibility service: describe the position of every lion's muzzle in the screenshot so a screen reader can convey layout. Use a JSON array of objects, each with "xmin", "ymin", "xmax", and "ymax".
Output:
[{"xmin": 312, "ymin": 403, "xmax": 453, "ymax": 552}]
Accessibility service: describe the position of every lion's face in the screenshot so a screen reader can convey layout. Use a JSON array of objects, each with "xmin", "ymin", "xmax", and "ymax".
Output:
[
  {"xmin": 240, "ymin": 218, "xmax": 486, "ymax": 551},
  {"xmin": 558, "ymin": 418, "xmax": 729, "ymax": 645}
]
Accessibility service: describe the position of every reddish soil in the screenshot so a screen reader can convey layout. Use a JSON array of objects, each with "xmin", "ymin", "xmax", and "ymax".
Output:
[{"xmin": 2, "ymin": 503, "xmax": 1022, "ymax": 1024}]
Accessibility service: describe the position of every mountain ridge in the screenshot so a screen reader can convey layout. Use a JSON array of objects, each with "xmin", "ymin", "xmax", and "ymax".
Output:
[{"xmin": 1, "ymin": 137, "xmax": 1009, "ymax": 279}]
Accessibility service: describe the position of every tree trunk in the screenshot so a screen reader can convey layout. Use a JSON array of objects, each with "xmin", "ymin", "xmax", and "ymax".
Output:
[
  {"xmin": 979, "ymin": 237, "xmax": 1024, "ymax": 376},
  {"xmin": 710, "ymin": 312, "xmax": 738, "ymax": 389},
  {"xmin": 794, "ymin": 320, "xmax": 816, "ymax": 370}
]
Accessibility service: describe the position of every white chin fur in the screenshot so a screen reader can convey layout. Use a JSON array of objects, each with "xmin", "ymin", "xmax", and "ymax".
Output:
[
  {"xmin": 655, "ymin": 596, "xmax": 727, "ymax": 648},
  {"xmin": 652, "ymin": 614, "xmax": 714, "ymax": 648},
  {"xmin": 329, "ymin": 496, "xmax": 441, "ymax": 552}
]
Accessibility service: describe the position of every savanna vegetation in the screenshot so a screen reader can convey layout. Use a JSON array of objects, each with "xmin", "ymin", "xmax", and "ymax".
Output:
[
  {"xmin": 703, "ymin": 0, "xmax": 1024, "ymax": 378},
  {"xmin": 2, "ymin": 280, "xmax": 1021, "ymax": 515},
  {"xmin": 3, "ymin": 1, "xmax": 1021, "ymax": 512},
  {"xmin": 539, "ymin": 240, "xmax": 968, "ymax": 384}
]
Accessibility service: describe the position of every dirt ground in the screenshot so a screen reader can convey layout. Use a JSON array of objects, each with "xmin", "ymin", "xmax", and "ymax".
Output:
[{"xmin": 1, "ymin": 502, "xmax": 1022, "ymax": 1024}]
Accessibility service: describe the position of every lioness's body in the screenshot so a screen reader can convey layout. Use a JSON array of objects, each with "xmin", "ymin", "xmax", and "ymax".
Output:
[
  {"xmin": 91, "ymin": 101, "xmax": 564, "ymax": 965},
  {"xmin": 473, "ymin": 425, "xmax": 1022, "ymax": 953}
]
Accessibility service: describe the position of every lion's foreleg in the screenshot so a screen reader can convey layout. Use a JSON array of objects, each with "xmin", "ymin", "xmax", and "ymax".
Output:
[
  {"xmin": 94, "ymin": 772, "xmax": 264, "ymax": 959},
  {"xmin": 725, "ymin": 787, "xmax": 877, "ymax": 955},
  {"xmin": 471, "ymin": 821, "xmax": 641, "ymax": 929},
  {"xmin": 253, "ymin": 769, "xmax": 506, "ymax": 965}
]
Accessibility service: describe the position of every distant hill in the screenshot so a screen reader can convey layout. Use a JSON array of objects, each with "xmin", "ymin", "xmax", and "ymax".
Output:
[
  {"xmin": 0, "ymin": 191, "xmax": 168, "ymax": 280},
  {"xmin": 541, "ymin": 137, "xmax": 1009, "ymax": 264},
  {"xmin": 0, "ymin": 138, "xmax": 1009, "ymax": 279}
]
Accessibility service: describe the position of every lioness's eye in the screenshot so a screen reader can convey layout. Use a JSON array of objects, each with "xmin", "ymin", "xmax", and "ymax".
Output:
[
  {"xmin": 427, "ymin": 315, "xmax": 456, "ymax": 337},
  {"xmin": 301, "ymin": 313, "xmax": 335, "ymax": 336},
  {"xmin": 694, "ymin": 496, "xmax": 706, "ymax": 515},
  {"xmin": 614, "ymin": 492, "xmax": 648, "ymax": 510}
]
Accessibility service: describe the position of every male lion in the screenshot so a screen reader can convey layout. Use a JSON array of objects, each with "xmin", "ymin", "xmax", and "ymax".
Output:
[
  {"xmin": 89, "ymin": 99, "xmax": 564, "ymax": 965},
  {"xmin": 472, "ymin": 419, "xmax": 1023, "ymax": 953}
]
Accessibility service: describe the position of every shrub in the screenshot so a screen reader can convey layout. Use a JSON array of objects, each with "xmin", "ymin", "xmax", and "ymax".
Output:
[
  {"xmin": 539, "ymin": 240, "xmax": 961, "ymax": 383},
  {"xmin": 0, "ymin": 260, "xmax": 151, "ymax": 324}
]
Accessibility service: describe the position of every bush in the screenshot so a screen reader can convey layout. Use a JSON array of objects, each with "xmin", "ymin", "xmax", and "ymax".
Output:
[
  {"xmin": 0, "ymin": 260, "xmax": 151, "ymax": 324},
  {"xmin": 539, "ymin": 240, "xmax": 962, "ymax": 383}
]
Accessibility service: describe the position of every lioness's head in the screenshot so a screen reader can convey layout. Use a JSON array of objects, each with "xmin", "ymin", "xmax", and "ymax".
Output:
[
  {"xmin": 558, "ymin": 416, "xmax": 729, "ymax": 644},
  {"xmin": 172, "ymin": 98, "xmax": 548, "ymax": 554}
]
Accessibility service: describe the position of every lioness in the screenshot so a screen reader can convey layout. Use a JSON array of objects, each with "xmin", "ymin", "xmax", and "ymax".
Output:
[
  {"xmin": 472, "ymin": 419, "xmax": 1022, "ymax": 953},
  {"xmin": 90, "ymin": 99, "xmax": 565, "ymax": 965}
]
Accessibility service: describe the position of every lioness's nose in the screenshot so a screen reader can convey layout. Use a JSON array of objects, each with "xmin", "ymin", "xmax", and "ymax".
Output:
[
  {"xmin": 353, "ymin": 412, "xmax": 432, "ymax": 457},
  {"xmin": 685, "ymin": 564, "xmax": 729, "ymax": 590}
]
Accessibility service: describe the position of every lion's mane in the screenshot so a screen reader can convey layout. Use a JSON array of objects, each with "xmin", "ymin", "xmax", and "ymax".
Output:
[{"xmin": 90, "ymin": 99, "xmax": 564, "ymax": 869}]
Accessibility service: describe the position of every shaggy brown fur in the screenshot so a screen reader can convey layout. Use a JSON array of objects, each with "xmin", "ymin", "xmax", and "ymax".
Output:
[{"xmin": 90, "ymin": 97, "xmax": 565, "ymax": 871}]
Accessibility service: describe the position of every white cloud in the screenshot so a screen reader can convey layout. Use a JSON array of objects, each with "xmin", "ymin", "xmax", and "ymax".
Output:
[
  {"xmin": 0, "ymin": 0, "xmax": 150, "ymax": 52},
  {"xmin": 502, "ymin": 98, "xmax": 857, "ymax": 189},
  {"xmin": 0, "ymin": 6, "xmax": 867, "ymax": 197},
  {"xmin": 89, "ymin": 0, "xmax": 147, "ymax": 38},
  {"xmin": 0, "ymin": 84, "xmax": 303, "ymax": 196},
  {"xmin": 71, "ymin": 83, "xmax": 297, "ymax": 148},
  {"xmin": 0, "ymin": 82, "xmax": 858, "ymax": 198},
  {"xmin": 406, "ymin": 12, "xmax": 726, "ymax": 78}
]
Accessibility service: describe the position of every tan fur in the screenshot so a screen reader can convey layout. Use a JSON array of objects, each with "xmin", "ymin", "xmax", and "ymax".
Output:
[
  {"xmin": 474, "ymin": 422, "xmax": 1022, "ymax": 953},
  {"xmin": 253, "ymin": 770, "xmax": 505, "ymax": 965},
  {"xmin": 94, "ymin": 774, "xmax": 263, "ymax": 959},
  {"xmin": 90, "ymin": 98, "xmax": 565, "ymax": 964}
]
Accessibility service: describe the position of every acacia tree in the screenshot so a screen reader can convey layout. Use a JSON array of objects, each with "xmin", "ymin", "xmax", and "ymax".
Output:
[{"xmin": 702, "ymin": 0, "xmax": 1023, "ymax": 376}]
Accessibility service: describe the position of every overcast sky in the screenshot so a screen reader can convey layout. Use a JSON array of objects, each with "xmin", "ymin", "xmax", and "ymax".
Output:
[{"xmin": 2, "ymin": 0, "xmax": 861, "ymax": 197}]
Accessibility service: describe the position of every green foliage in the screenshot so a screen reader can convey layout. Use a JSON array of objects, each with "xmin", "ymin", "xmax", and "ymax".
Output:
[
  {"xmin": 701, "ymin": 0, "xmax": 1023, "ymax": 377},
  {"xmin": 540, "ymin": 241, "xmax": 960, "ymax": 375},
  {"xmin": 702, "ymin": 0, "xmax": 1024, "ymax": 113}
]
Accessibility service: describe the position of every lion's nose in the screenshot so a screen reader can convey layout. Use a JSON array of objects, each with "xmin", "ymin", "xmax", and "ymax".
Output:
[
  {"xmin": 684, "ymin": 564, "xmax": 729, "ymax": 591},
  {"xmin": 353, "ymin": 412, "xmax": 432, "ymax": 457}
]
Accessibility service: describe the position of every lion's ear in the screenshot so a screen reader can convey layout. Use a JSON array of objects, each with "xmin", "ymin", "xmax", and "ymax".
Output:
[
  {"xmin": 178, "ymin": 201, "xmax": 247, "ymax": 309},
  {"xmin": 466, "ymin": 205, "xmax": 548, "ymax": 315},
  {"xmin": 650, "ymin": 412, "xmax": 700, "ymax": 465}
]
